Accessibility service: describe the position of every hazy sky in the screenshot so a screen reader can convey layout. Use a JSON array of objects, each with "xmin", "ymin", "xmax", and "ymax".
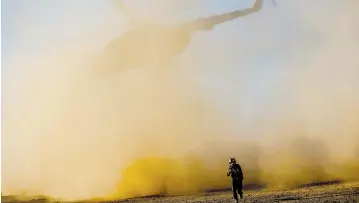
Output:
[
  {"xmin": 1, "ymin": 0, "xmax": 278, "ymax": 53},
  {"xmin": 2, "ymin": 0, "xmax": 358, "ymax": 130},
  {"xmin": 1, "ymin": 0, "xmax": 283, "ymax": 121}
]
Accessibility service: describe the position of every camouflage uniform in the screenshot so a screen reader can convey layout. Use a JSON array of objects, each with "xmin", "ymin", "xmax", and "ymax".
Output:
[{"xmin": 227, "ymin": 161, "xmax": 243, "ymax": 202}]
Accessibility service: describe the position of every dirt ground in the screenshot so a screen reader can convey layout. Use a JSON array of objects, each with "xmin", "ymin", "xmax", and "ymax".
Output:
[{"xmin": 2, "ymin": 181, "xmax": 359, "ymax": 203}]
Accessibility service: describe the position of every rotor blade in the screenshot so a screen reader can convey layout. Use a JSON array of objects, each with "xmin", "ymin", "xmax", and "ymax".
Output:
[
  {"xmin": 183, "ymin": 0, "xmax": 263, "ymax": 32},
  {"xmin": 113, "ymin": 0, "xmax": 125, "ymax": 12},
  {"xmin": 271, "ymin": 0, "xmax": 277, "ymax": 7},
  {"xmin": 113, "ymin": 0, "xmax": 136, "ymax": 24}
]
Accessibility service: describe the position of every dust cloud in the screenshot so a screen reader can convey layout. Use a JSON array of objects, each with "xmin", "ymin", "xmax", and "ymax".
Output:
[{"xmin": 2, "ymin": 0, "xmax": 359, "ymax": 201}]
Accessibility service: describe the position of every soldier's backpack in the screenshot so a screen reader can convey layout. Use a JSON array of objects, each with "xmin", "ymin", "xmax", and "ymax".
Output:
[{"xmin": 231, "ymin": 164, "xmax": 243, "ymax": 180}]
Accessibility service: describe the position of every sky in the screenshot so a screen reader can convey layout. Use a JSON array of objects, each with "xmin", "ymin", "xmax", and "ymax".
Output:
[
  {"xmin": 1, "ymin": 0, "xmax": 283, "ymax": 120},
  {"xmin": 2, "ymin": 0, "xmax": 358, "ymax": 132},
  {"xmin": 2, "ymin": 0, "xmax": 358, "ymax": 138},
  {"xmin": 1, "ymin": 0, "xmax": 267, "ymax": 53}
]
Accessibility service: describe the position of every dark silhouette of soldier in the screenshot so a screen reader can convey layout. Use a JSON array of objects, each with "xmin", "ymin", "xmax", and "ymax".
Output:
[{"xmin": 227, "ymin": 157, "xmax": 243, "ymax": 202}]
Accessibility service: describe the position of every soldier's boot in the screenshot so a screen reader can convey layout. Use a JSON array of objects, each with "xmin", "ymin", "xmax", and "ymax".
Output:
[
  {"xmin": 233, "ymin": 186, "xmax": 239, "ymax": 202},
  {"xmin": 233, "ymin": 192, "xmax": 239, "ymax": 203}
]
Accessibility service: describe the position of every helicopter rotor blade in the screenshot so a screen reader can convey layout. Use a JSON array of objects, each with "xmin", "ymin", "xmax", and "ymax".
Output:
[
  {"xmin": 271, "ymin": 0, "xmax": 277, "ymax": 7},
  {"xmin": 113, "ymin": 0, "xmax": 137, "ymax": 24}
]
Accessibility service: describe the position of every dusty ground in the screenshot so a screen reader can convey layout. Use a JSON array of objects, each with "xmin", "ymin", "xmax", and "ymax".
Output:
[{"xmin": 3, "ymin": 181, "xmax": 359, "ymax": 203}]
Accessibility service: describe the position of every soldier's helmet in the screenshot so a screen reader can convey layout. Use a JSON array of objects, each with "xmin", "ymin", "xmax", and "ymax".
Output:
[{"xmin": 229, "ymin": 157, "xmax": 236, "ymax": 164}]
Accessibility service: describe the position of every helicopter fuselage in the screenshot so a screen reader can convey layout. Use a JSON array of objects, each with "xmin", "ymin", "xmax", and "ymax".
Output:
[{"xmin": 102, "ymin": 24, "xmax": 192, "ymax": 71}]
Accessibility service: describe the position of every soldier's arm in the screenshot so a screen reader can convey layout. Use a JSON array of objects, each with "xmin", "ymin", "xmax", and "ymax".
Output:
[{"xmin": 227, "ymin": 167, "xmax": 231, "ymax": 176}]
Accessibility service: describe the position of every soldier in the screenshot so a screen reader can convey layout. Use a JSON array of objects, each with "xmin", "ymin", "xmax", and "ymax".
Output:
[{"xmin": 227, "ymin": 157, "xmax": 244, "ymax": 202}]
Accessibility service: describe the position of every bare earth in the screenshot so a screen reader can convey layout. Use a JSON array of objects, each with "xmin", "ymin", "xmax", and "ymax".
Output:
[{"xmin": 3, "ymin": 181, "xmax": 359, "ymax": 203}]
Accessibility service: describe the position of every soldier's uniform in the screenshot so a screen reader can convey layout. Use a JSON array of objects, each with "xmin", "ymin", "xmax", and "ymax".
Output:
[{"xmin": 227, "ymin": 158, "xmax": 243, "ymax": 202}]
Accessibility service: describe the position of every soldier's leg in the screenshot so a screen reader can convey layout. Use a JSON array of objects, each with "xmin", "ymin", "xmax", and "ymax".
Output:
[
  {"xmin": 232, "ymin": 181, "xmax": 238, "ymax": 201},
  {"xmin": 238, "ymin": 179, "xmax": 243, "ymax": 199}
]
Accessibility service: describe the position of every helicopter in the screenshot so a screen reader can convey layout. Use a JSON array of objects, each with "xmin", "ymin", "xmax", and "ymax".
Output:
[{"xmin": 95, "ymin": 0, "xmax": 273, "ymax": 74}]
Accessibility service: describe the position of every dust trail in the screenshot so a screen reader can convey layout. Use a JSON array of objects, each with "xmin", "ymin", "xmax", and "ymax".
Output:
[{"xmin": 2, "ymin": 0, "xmax": 359, "ymax": 201}]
